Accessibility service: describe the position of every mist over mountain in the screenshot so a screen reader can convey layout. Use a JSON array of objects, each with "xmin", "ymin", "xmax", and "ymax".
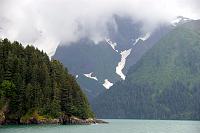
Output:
[
  {"xmin": 53, "ymin": 15, "xmax": 181, "ymax": 100},
  {"xmin": 1, "ymin": 0, "xmax": 200, "ymax": 55}
]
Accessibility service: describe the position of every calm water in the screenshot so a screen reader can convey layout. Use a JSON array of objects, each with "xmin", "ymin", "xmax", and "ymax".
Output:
[{"xmin": 0, "ymin": 119, "xmax": 200, "ymax": 133}]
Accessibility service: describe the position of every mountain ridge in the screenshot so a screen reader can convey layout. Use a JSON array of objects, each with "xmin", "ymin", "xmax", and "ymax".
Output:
[
  {"xmin": 92, "ymin": 20, "xmax": 200, "ymax": 120},
  {"xmin": 53, "ymin": 15, "xmax": 176, "ymax": 100}
]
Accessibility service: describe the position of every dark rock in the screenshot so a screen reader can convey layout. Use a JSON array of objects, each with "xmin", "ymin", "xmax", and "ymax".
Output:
[
  {"xmin": 95, "ymin": 119, "xmax": 109, "ymax": 124},
  {"xmin": 5, "ymin": 119, "xmax": 20, "ymax": 125}
]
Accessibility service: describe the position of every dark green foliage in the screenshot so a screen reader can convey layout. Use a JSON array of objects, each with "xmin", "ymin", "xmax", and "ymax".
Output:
[
  {"xmin": 0, "ymin": 39, "xmax": 93, "ymax": 121},
  {"xmin": 92, "ymin": 20, "xmax": 200, "ymax": 120}
]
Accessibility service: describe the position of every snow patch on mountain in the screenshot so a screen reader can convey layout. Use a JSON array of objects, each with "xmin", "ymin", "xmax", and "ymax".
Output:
[
  {"xmin": 84, "ymin": 72, "xmax": 98, "ymax": 81},
  {"xmin": 103, "ymin": 79, "xmax": 113, "ymax": 89},
  {"xmin": 75, "ymin": 75, "xmax": 79, "ymax": 78},
  {"xmin": 171, "ymin": 16, "xmax": 191, "ymax": 26},
  {"xmin": 105, "ymin": 38, "xmax": 118, "ymax": 52},
  {"xmin": 116, "ymin": 48, "xmax": 132, "ymax": 80},
  {"xmin": 171, "ymin": 17, "xmax": 182, "ymax": 26},
  {"xmin": 133, "ymin": 33, "xmax": 151, "ymax": 45}
]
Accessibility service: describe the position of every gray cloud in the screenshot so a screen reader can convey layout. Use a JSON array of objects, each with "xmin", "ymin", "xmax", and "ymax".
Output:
[{"xmin": 0, "ymin": 0, "xmax": 200, "ymax": 56}]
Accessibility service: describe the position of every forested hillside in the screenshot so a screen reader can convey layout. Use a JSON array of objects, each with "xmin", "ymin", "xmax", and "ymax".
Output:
[
  {"xmin": 92, "ymin": 20, "xmax": 200, "ymax": 120},
  {"xmin": 0, "ymin": 39, "xmax": 93, "ymax": 124}
]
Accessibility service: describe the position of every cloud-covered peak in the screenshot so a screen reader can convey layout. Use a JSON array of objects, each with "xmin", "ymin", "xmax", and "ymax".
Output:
[{"xmin": 0, "ymin": 0, "xmax": 200, "ymax": 56}]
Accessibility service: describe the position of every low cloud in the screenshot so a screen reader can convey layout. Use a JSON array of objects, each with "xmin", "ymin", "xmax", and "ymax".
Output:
[{"xmin": 0, "ymin": 0, "xmax": 200, "ymax": 56}]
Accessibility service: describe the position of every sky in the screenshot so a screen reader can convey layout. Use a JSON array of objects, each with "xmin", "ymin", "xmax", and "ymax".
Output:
[{"xmin": 0, "ymin": 0, "xmax": 200, "ymax": 56}]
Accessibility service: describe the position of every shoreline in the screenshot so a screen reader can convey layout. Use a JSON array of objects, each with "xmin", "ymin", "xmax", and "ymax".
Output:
[{"xmin": 0, "ymin": 116, "xmax": 108, "ymax": 125}]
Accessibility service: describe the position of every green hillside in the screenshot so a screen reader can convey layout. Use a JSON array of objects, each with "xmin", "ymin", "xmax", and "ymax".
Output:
[
  {"xmin": 128, "ymin": 20, "xmax": 200, "ymax": 90},
  {"xmin": 92, "ymin": 20, "xmax": 200, "ymax": 120},
  {"xmin": 0, "ymin": 39, "xmax": 93, "ymax": 124}
]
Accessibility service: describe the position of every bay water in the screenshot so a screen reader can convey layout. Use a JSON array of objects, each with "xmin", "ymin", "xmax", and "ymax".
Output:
[{"xmin": 1, "ymin": 119, "xmax": 200, "ymax": 133}]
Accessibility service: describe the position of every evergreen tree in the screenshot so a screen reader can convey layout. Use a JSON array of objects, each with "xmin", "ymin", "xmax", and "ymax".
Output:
[{"xmin": 0, "ymin": 38, "xmax": 94, "ymax": 122}]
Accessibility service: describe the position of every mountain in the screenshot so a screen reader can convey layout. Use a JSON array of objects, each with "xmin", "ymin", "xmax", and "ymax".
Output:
[
  {"xmin": 53, "ymin": 15, "xmax": 176, "ymax": 100},
  {"xmin": 76, "ymin": 74, "xmax": 105, "ymax": 101},
  {"xmin": 0, "ymin": 39, "xmax": 94, "ymax": 124},
  {"xmin": 53, "ymin": 38, "xmax": 119, "ymax": 99},
  {"xmin": 92, "ymin": 20, "xmax": 200, "ymax": 120}
]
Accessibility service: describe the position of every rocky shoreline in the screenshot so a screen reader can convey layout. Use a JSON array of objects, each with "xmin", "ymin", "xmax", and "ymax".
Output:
[
  {"xmin": 61, "ymin": 117, "xmax": 108, "ymax": 125},
  {"xmin": 0, "ymin": 112, "xmax": 108, "ymax": 125}
]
